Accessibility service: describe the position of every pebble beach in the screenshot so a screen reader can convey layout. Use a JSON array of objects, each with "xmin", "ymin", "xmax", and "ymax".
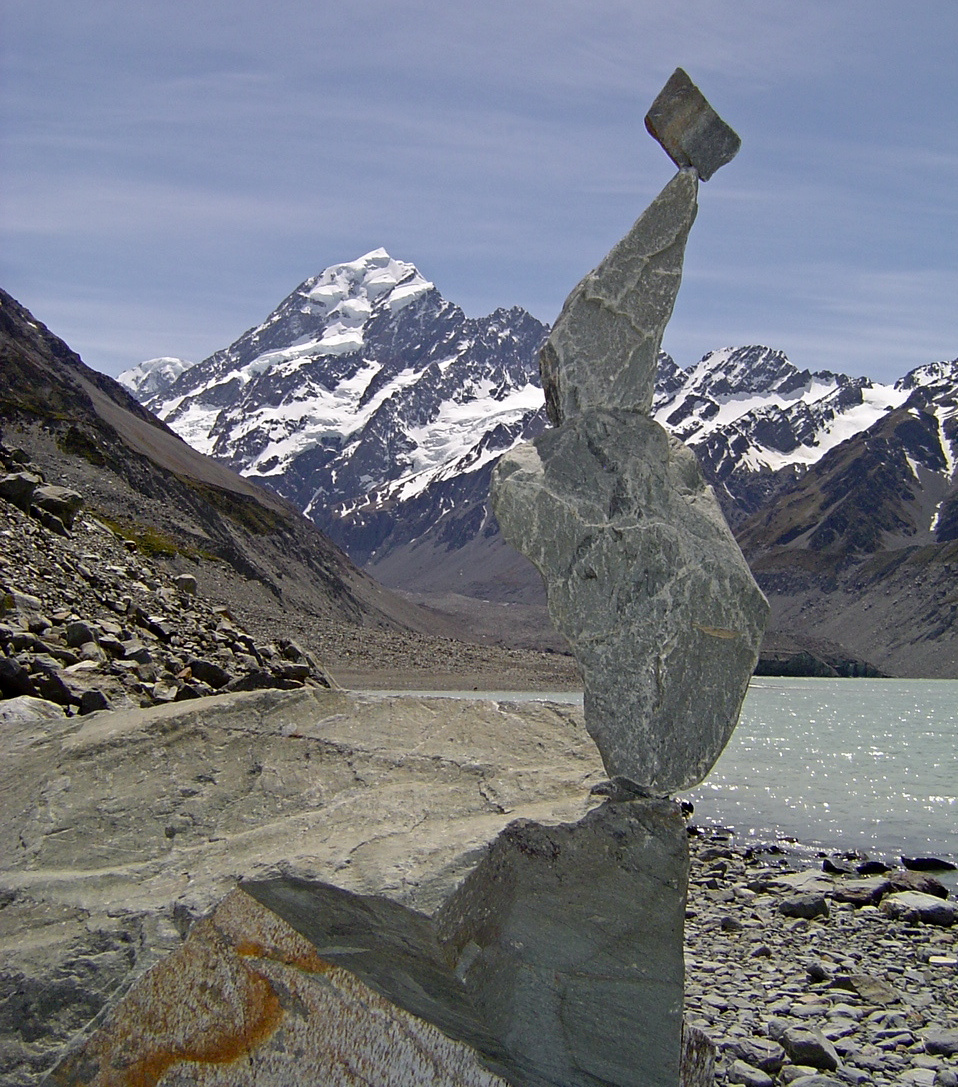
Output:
[{"xmin": 684, "ymin": 828, "xmax": 958, "ymax": 1087}]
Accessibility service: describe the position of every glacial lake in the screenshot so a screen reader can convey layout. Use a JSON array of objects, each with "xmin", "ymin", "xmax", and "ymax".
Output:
[{"xmin": 365, "ymin": 679, "xmax": 957, "ymax": 882}]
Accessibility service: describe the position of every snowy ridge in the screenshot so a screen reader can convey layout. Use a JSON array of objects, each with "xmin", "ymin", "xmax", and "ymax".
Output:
[
  {"xmin": 302, "ymin": 249, "xmax": 434, "ymax": 356},
  {"xmin": 652, "ymin": 345, "xmax": 907, "ymax": 476},
  {"xmin": 121, "ymin": 254, "xmax": 958, "ymax": 577},
  {"xmin": 118, "ymin": 357, "xmax": 195, "ymax": 401},
  {"xmin": 895, "ymin": 356, "xmax": 958, "ymax": 485}
]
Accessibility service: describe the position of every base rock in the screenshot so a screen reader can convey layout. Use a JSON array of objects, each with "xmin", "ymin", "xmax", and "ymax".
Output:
[{"xmin": 1, "ymin": 687, "xmax": 689, "ymax": 1086}]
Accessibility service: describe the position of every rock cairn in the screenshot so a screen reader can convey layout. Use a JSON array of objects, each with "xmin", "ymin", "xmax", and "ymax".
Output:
[
  {"xmin": 490, "ymin": 68, "xmax": 768, "ymax": 1083},
  {"xmin": 0, "ymin": 440, "xmax": 332, "ymax": 717},
  {"xmin": 685, "ymin": 829, "xmax": 958, "ymax": 1087},
  {"xmin": 492, "ymin": 72, "xmax": 767, "ymax": 797}
]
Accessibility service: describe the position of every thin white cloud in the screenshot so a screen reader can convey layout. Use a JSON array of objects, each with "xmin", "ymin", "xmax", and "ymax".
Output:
[{"xmin": 2, "ymin": 0, "xmax": 958, "ymax": 383}]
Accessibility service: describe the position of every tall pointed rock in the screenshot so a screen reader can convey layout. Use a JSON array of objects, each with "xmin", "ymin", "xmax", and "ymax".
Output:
[
  {"xmin": 540, "ymin": 168, "xmax": 698, "ymax": 426},
  {"xmin": 492, "ymin": 75, "xmax": 767, "ymax": 797}
]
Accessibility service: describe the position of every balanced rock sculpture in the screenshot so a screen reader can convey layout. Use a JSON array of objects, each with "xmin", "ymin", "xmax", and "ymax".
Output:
[
  {"xmin": 492, "ymin": 68, "xmax": 768, "ymax": 797},
  {"xmin": 6, "ymin": 71, "xmax": 759, "ymax": 1087}
]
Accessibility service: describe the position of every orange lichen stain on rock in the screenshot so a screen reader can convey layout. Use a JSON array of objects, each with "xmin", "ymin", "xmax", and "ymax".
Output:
[
  {"xmin": 218, "ymin": 888, "xmax": 337, "ymax": 973},
  {"xmin": 114, "ymin": 968, "xmax": 284, "ymax": 1087},
  {"xmin": 47, "ymin": 910, "xmax": 287, "ymax": 1087},
  {"xmin": 233, "ymin": 934, "xmax": 334, "ymax": 974}
]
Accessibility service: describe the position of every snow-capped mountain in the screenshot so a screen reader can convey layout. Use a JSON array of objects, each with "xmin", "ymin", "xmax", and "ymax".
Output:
[
  {"xmin": 124, "ymin": 249, "xmax": 548, "ymax": 577},
  {"xmin": 118, "ymin": 356, "xmax": 195, "ymax": 401},
  {"xmin": 654, "ymin": 346, "xmax": 903, "ymax": 472},
  {"xmin": 651, "ymin": 345, "xmax": 910, "ymax": 524},
  {"xmin": 733, "ymin": 356, "xmax": 958, "ymax": 677},
  {"xmin": 738, "ymin": 356, "xmax": 958, "ymax": 554},
  {"xmin": 123, "ymin": 252, "xmax": 958, "ymax": 620}
]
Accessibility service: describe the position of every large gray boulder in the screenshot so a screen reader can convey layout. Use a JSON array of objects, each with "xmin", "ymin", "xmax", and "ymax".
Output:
[
  {"xmin": 0, "ymin": 471, "xmax": 40, "ymax": 514},
  {"xmin": 31, "ymin": 484, "xmax": 83, "ymax": 532},
  {"xmin": 493, "ymin": 411, "xmax": 766, "ymax": 794},
  {"xmin": 0, "ymin": 687, "xmax": 688, "ymax": 1086}
]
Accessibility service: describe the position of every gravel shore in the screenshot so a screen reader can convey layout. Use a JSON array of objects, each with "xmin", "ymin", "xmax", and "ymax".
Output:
[
  {"xmin": 235, "ymin": 602, "xmax": 584, "ymax": 693},
  {"xmin": 685, "ymin": 828, "xmax": 958, "ymax": 1087}
]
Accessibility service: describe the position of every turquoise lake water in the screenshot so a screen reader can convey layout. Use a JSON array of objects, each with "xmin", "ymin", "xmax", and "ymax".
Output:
[{"xmin": 686, "ymin": 677, "xmax": 957, "ymax": 876}]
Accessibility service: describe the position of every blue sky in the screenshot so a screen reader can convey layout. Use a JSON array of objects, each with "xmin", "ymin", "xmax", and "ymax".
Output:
[{"xmin": 3, "ymin": 1, "xmax": 957, "ymax": 383}]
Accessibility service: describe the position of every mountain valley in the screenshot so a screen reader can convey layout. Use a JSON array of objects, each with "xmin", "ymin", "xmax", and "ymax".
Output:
[
  {"xmin": 0, "ymin": 287, "xmax": 577, "ymax": 691},
  {"xmin": 120, "ymin": 251, "xmax": 958, "ymax": 678}
]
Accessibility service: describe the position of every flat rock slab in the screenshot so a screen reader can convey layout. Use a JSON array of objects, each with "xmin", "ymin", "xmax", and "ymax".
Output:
[
  {"xmin": 644, "ymin": 67, "xmax": 741, "ymax": 181},
  {"xmin": 0, "ymin": 694, "xmax": 66, "ymax": 726},
  {"xmin": 1, "ymin": 687, "xmax": 689, "ymax": 1087},
  {"xmin": 492, "ymin": 410, "xmax": 767, "ymax": 793},
  {"xmin": 768, "ymin": 870, "xmax": 835, "ymax": 895},
  {"xmin": 830, "ymin": 973, "xmax": 901, "ymax": 1006},
  {"xmin": 1, "ymin": 688, "xmax": 602, "ymax": 912}
]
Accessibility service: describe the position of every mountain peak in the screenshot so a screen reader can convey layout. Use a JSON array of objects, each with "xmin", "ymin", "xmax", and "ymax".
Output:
[
  {"xmin": 896, "ymin": 356, "xmax": 958, "ymax": 394},
  {"xmin": 118, "ymin": 356, "xmax": 196, "ymax": 400},
  {"xmin": 686, "ymin": 345, "xmax": 806, "ymax": 395},
  {"xmin": 305, "ymin": 250, "xmax": 435, "ymax": 328}
]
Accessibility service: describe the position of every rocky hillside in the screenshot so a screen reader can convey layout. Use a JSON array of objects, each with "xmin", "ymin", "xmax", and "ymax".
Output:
[
  {"xmin": 0, "ymin": 287, "xmax": 578, "ymax": 691},
  {"xmin": 0, "ymin": 439, "xmax": 336, "ymax": 714},
  {"xmin": 0, "ymin": 287, "xmax": 427, "ymax": 629}
]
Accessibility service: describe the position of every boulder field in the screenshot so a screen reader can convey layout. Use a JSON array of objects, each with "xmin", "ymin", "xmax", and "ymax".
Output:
[
  {"xmin": 683, "ymin": 830, "xmax": 957, "ymax": 1087},
  {"xmin": 0, "ymin": 444, "xmax": 333, "ymax": 715}
]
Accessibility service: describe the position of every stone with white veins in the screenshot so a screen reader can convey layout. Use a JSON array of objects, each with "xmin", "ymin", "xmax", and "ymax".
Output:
[{"xmin": 492, "ymin": 160, "xmax": 767, "ymax": 795}]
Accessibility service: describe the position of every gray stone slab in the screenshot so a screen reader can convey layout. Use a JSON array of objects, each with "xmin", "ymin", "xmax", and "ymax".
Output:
[
  {"xmin": 437, "ymin": 799, "xmax": 689, "ymax": 1087},
  {"xmin": 540, "ymin": 168, "xmax": 698, "ymax": 426},
  {"xmin": 645, "ymin": 67, "xmax": 741, "ymax": 180}
]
